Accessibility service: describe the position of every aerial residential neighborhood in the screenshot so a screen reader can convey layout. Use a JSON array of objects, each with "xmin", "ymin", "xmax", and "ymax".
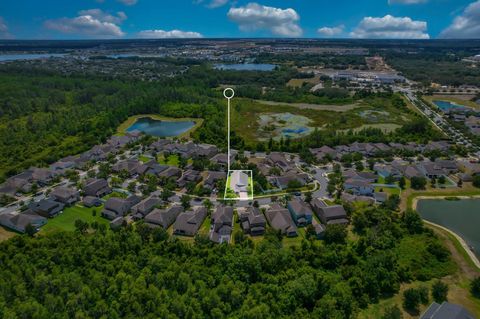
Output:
[{"xmin": 1, "ymin": 1, "xmax": 480, "ymax": 317}]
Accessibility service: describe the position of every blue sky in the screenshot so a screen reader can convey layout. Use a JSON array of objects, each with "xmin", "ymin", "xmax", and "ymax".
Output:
[{"xmin": 1, "ymin": 0, "xmax": 480, "ymax": 39}]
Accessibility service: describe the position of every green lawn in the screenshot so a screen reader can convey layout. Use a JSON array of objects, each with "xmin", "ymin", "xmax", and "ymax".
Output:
[
  {"xmin": 40, "ymin": 205, "xmax": 109, "ymax": 234},
  {"xmin": 158, "ymin": 154, "xmax": 180, "ymax": 166},
  {"xmin": 375, "ymin": 186, "xmax": 401, "ymax": 196},
  {"xmin": 103, "ymin": 191, "xmax": 127, "ymax": 199},
  {"xmin": 139, "ymin": 155, "xmax": 151, "ymax": 163}
]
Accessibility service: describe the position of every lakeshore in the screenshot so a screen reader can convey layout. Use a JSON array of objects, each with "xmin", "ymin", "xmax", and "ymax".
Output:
[
  {"xmin": 413, "ymin": 195, "xmax": 480, "ymax": 271},
  {"xmin": 116, "ymin": 114, "xmax": 204, "ymax": 139}
]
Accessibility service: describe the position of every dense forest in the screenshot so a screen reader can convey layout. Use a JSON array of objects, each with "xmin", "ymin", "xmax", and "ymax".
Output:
[
  {"xmin": 0, "ymin": 207, "xmax": 455, "ymax": 318},
  {"xmin": 385, "ymin": 53, "xmax": 480, "ymax": 87}
]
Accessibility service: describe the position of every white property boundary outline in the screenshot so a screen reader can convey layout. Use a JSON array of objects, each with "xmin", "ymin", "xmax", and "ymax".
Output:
[{"xmin": 223, "ymin": 169, "xmax": 254, "ymax": 201}]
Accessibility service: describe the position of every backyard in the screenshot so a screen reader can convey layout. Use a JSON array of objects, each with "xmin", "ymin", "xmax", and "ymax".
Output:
[{"xmin": 40, "ymin": 205, "xmax": 109, "ymax": 234}]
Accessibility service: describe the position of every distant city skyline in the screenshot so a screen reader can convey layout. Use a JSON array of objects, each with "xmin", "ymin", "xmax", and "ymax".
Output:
[{"xmin": 0, "ymin": 0, "xmax": 480, "ymax": 39}]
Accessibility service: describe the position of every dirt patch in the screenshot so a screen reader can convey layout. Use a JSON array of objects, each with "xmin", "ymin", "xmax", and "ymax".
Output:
[{"xmin": 0, "ymin": 226, "xmax": 16, "ymax": 242}]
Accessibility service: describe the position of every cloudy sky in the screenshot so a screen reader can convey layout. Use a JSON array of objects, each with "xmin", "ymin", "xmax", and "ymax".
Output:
[{"xmin": 0, "ymin": 0, "xmax": 480, "ymax": 39}]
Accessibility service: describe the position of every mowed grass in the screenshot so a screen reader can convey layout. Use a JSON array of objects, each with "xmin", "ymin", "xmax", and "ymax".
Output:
[
  {"xmin": 158, "ymin": 154, "xmax": 180, "ymax": 166},
  {"xmin": 40, "ymin": 205, "xmax": 109, "ymax": 234}
]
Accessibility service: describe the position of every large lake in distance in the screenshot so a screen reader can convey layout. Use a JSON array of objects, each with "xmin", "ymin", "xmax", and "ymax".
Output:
[
  {"xmin": 0, "ymin": 54, "xmax": 66, "ymax": 62},
  {"xmin": 127, "ymin": 117, "xmax": 195, "ymax": 137},
  {"xmin": 417, "ymin": 198, "xmax": 480, "ymax": 258},
  {"xmin": 214, "ymin": 63, "xmax": 276, "ymax": 71}
]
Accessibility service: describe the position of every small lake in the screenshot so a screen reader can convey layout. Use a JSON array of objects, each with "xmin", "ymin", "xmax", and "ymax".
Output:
[
  {"xmin": 433, "ymin": 100, "xmax": 470, "ymax": 112},
  {"xmin": 0, "ymin": 53, "xmax": 66, "ymax": 62},
  {"xmin": 417, "ymin": 198, "xmax": 480, "ymax": 258},
  {"xmin": 214, "ymin": 63, "xmax": 276, "ymax": 71},
  {"xmin": 127, "ymin": 117, "xmax": 195, "ymax": 137}
]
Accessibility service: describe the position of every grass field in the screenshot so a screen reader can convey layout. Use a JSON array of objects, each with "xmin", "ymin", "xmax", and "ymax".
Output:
[
  {"xmin": 40, "ymin": 205, "xmax": 109, "ymax": 234},
  {"xmin": 158, "ymin": 154, "xmax": 180, "ymax": 166},
  {"xmin": 116, "ymin": 114, "xmax": 204, "ymax": 139}
]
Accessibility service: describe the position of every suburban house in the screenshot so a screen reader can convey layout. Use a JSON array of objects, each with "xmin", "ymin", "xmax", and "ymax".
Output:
[
  {"xmin": 311, "ymin": 198, "xmax": 327, "ymax": 212},
  {"xmin": 312, "ymin": 219, "xmax": 326, "ymax": 239},
  {"xmin": 420, "ymin": 301, "xmax": 475, "ymax": 319},
  {"xmin": 203, "ymin": 171, "xmax": 226, "ymax": 190},
  {"xmin": 49, "ymin": 186, "xmax": 80, "ymax": 206},
  {"xmin": 173, "ymin": 207, "xmax": 207, "ymax": 237},
  {"xmin": 210, "ymin": 206, "xmax": 233, "ymax": 243},
  {"xmin": 110, "ymin": 217, "xmax": 125, "ymax": 230},
  {"xmin": 158, "ymin": 167, "xmax": 182, "ymax": 179},
  {"xmin": 136, "ymin": 160, "xmax": 169, "ymax": 176},
  {"xmin": 271, "ymin": 172, "xmax": 309, "ymax": 190},
  {"xmin": 315, "ymin": 205, "xmax": 348, "ymax": 225},
  {"xmin": 0, "ymin": 210, "xmax": 47, "ymax": 233},
  {"xmin": 310, "ymin": 146, "xmax": 338, "ymax": 161},
  {"xmin": 341, "ymin": 192, "xmax": 375, "ymax": 205},
  {"xmin": 265, "ymin": 203, "xmax": 298, "ymax": 237},
  {"xmin": 417, "ymin": 162, "xmax": 446, "ymax": 179},
  {"xmin": 239, "ymin": 206, "xmax": 266, "ymax": 236},
  {"xmin": 177, "ymin": 169, "xmax": 202, "ymax": 188},
  {"xmin": 102, "ymin": 196, "xmax": 140, "ymax": 220},
  {"xmin": 344, "ymin": 178, "xmax": 374, "ymax": 196},
  {"xmin": 231, "ymin": 170, "xmax": 249, "ymax": 194},
  {"xmin": 266, "ymin": 152, "xmax": 292, "ymax": 172},
  {"xmin": 31, "ymin": 168, "xmax": 55, "ymax": 186},
  {"xmin": 82, "ymin": 196, "xmax": 102, "ymax": 208},
  {"xmin": 131, "ymin": 196, "xmax": 162, "ymax": 219},
  {"xmin": 29, "ymin": 199, "xmax": 65, "ymax": 218},
  {"xmin": 145, "ymin": 205, "xmax": 183, "ymax": 229},
  {"xmin": 0, "ymin": 171, "xmax": 34, "ymax": 195},
  {"xmin": 84, "ymin": 179, "xmax": 111, "ymax": 198},
  {"xmin": 287, "ymin": 198, "xmax": 313, "ymax": 226},
  {"xmin": 112, "ymin": 160, "xmax": 142, "ymax": 177},
  {"xmin": 195, "ymin": 143, "xmax": 219, "ymax": 158}
]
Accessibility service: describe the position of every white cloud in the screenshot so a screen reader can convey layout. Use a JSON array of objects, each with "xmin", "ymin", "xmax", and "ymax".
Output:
[
  {"xmin": 227, "ymin": 2, "xmax": 302, "ymax": 37},
  {"xmin": 388, "ymin": 0, "xmax": 428, "ymax": 4},
  {"xmin": 44, "ymin": 9, "xmax": 125, "ymax": 38},
  {"xmin": 118, "ymin": 0, "xmax": 138, "ymax": 5},
  {"xmin": 439, "ymin": 0, "xmax": 480, "ymax": 38},
  {"xmin": 350, "ymin": 15, "xmax": 430, "ymax": 39},
  {"xmin": 137, "ymin": 29, "xmax": 203, "ymax": 39},
  {"xmin": 317, "ymin": 25, "xmax": 344, "ymax": 37},
  {"xmin": 78, "ymin": 9, "xmax": 127, "ymax": 24},
  {"xmin": 194, "ymin": 0, "xmax": 229, "ymax": 9},
  {"xmin": 0, "ymin": 17, "xmax": 12, "ymax": 39}
]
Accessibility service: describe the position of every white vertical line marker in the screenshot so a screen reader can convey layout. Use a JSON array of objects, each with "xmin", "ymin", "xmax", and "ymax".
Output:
[{"xmin": 223, "ymin": 88, "xmax": 235, "ymax": 172}]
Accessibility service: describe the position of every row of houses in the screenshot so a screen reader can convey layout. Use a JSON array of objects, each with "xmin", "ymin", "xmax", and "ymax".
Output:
[{"xmin": 310, "ymin": 140, "xmax": 452, "ymax": 161}]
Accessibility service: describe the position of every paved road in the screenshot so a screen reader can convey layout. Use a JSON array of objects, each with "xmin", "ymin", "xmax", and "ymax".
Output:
[
  {"xmin": 312, "ymin": 167, "xmax": 330, "ymax": 199},
  {"xmin": 402, "ymin": 90, "xmax": 478, "ymax": 152}
]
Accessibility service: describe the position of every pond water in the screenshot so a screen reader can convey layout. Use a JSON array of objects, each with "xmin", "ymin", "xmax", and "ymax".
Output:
[
  {"xmin": 417, "ymin": 198, "xmax": 480, "ymax": 258},
  {"xmin": 0, "ymin": 54, "xmax": 66, "ymax": 62},
  {"xmin": 433, "ymin": 100, "xmax": 469, "ymax": 112},
  {"xmin": 258, "ymin": 112, "xmax": 313, "ymax": 141},
  {"xmin": 127, "ymin": 117, "xmax": 195, "ymax": 137},
  {"xmin": 214, "ymin": 63, "xmax": 276, "ymax": 71}
]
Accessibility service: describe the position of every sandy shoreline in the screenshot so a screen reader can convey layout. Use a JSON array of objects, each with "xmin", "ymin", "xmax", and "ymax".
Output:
[{"xmin": 413, "ymin": 196, "xmax": 480, "ymax": 270}]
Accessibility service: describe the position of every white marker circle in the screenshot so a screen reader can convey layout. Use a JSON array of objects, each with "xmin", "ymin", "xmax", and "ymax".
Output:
[{"xmin": 223, "ymin": 88, "xmax": 235, "ymax": 99}]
